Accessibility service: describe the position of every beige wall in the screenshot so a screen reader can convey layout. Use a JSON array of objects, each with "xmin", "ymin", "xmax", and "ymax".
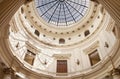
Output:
[{"xmin": 0, "ymin": 0, "xmax": 120, "ymax": 79}]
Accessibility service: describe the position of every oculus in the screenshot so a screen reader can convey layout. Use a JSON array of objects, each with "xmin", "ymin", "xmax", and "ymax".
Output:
[{"xmin": 35, "ymin": 0, "xmax": 89, "ymax": 27}]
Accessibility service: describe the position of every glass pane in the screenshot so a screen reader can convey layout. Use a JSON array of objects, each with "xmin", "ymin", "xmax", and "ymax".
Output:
[{"xmin": 35, "ymin": 0, "xmax": 90, "ymax": 27}]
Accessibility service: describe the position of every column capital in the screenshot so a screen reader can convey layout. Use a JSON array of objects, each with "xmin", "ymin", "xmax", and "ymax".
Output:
[
  {"xmin": 3, "ymin": 68, "xmax": 14, "ymax": 74},
  {"xmin": 112, "ymin": 68, "xmax": 120, "ymax": 76}
]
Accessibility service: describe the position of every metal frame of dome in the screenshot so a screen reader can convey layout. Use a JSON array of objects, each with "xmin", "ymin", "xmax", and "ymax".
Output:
[{"xmin": 35, "ymin": 0, "xmax": 89, "ymax": 27}]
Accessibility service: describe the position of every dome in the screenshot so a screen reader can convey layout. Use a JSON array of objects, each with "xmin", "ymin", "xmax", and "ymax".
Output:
[
  {"xmin": 8, "ymin": 0, "xmax": 116, "ymax": 76},
  {"xmin": 35, "ymin": 0, "xmax": 89, "ymax": 27},
  {"xmin": 0, "ymin": 0, "xmax": 120, "ymax": 79}
]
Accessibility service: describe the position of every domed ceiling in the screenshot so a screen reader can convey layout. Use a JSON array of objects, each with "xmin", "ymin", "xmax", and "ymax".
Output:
[
  {"xmin": 8, "ymin": 0, "xmax": 117, "ymax": 78},
  {"xmin": 35, "ymin": 0, "xmax": 89, "ymax": 27},
  {"xmin": 21, "ymin": 0, "xmax": 106, "ymax": 48}
]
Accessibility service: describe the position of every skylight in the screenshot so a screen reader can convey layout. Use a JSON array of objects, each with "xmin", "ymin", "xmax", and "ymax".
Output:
[{"xmin": 35, "ymin": 0, "xmax": 89, "ymax": 27}]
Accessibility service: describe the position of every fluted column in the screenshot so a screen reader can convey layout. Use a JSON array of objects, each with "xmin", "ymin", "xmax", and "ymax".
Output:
[
  {"xmin": 0, "ymin": 0, "xmax": 25, "ymax": 29},
  {"xmin": 0, "ymin": 64, "xmax": 4, "ymax": 79},
  {"xmin": 0, "ymin": 1, "xmax": 25, "ymax": 78},
  {"xmin": 97, "ymin": 0, "xmax": 120, "ymax": 26},
  {"xmin": 116, "ymin": 24, "xmax": 120, "ymax": 39}
]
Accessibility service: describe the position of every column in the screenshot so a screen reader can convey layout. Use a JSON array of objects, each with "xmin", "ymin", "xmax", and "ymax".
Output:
[
  {"xmin": 112, "ymin": 68, "xmax": 120, "ymax": 79},
  {"xmin": 3, "ymin": 68, "xmax": 15, "ymax": 79},
  {"xmin": 0, "ymin": 0, "xmax": 25, "ymax": 29},
  {"xmin": 0, "ymin": 64, "xmax": 4, "ymax": 79},
  {"xmin": 97, "ymin": 0, "xmax": 120, "ymax": 26},
  {"xmin": 0, "ymin": 0, "xmax": 26, "ymax": 69}
]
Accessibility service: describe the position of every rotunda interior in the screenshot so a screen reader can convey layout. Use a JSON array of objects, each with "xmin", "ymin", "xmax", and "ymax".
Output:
[{"xmin": 0, "ymin": 0, "xmax": 120, "ymax": 79}]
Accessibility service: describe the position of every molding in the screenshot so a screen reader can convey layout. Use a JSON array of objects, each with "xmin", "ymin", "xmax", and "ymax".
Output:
[
  {"xmin": 53, "ymin": 54, "xmax": 71, "ymax": 59},
  {"xmin": 26, "ymin": 42, "xmax": 40, "ymax": 54},
  {"xmin": 83, "ymin": 41, "xmax": 99, "ymax": 54}
]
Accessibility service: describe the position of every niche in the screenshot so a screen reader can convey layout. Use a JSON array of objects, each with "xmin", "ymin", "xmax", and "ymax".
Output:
[
  {"xmin": 34, "ymin": 30, "xmax": 40, "ymax": 37},
  {"xmin": 59, "ymin": 38, "xmax": 65, "ymax": 44},
  {"xmin": 84, "ymin": 30, "xmax": 90, "ymax": 37}
]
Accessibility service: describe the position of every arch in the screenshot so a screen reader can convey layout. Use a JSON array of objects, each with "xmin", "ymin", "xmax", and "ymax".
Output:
[{"xmin": 59, "ymin": 38, "xmax": 65, "ymax": 44}]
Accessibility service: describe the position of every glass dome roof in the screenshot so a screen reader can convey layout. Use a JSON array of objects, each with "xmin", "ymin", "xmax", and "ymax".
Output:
[{"xmin": 35, "ymin": 0, "xmax": 89, "ymax": 26}]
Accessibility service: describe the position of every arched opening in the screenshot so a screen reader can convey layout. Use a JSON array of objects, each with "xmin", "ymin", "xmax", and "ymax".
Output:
[{"xmin": 59, "ymin": 38, "xmax": 65, "ymax": 44}]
